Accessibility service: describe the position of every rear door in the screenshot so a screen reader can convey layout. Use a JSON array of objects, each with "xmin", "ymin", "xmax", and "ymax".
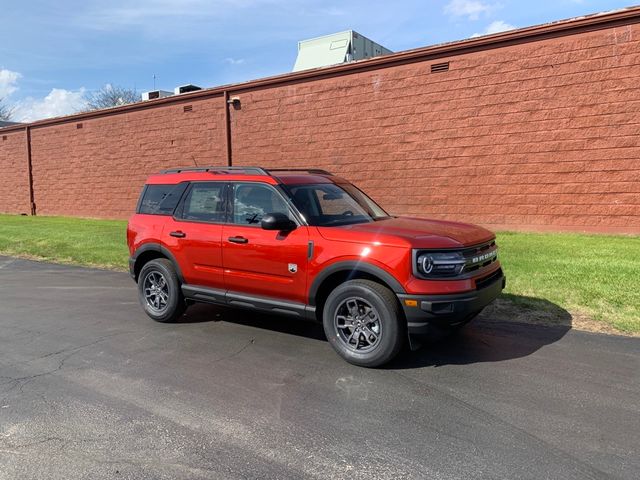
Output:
[
  {"xmin": 222, "ymin": 182, "xmax": 309, "ymax": 304},
  {"xmin": 164, "ymin": 181, "xmax": 228, "ymax": 289}
]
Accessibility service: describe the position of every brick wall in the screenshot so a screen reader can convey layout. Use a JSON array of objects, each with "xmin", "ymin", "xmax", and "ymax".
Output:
[
  {"xmin": 0, "ymin": 16, "xmax": 639, "ymax": 232},
  {"xmin": 232, "ymin": 24, "xmax": 640, "ymax": 233},
  {"xmin": 29, "ymin": 96, "xmax": 227, "ymax": 218},
  {"xmin": 0, "ymin": 130, "xmax": 31, "ymax": 215}
]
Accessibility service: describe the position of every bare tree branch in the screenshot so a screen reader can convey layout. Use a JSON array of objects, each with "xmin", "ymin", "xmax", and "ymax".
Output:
[
  {"xmin": 0, "ymin": 98, "xmax": 14, "ymax": 121},
  {"xmin": 82, "ymin": 84, "xmax": 139, "ymax": 111}
]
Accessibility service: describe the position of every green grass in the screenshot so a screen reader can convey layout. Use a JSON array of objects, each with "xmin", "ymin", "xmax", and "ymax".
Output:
[
  {"xmin": 0, "ymin": 214, "xmax": 638, "ymax": 333},
  {"xmin": 496, "ymin": 231, "xmax": 640, "ymax": 334},
  {"xmin": 0, "ymin": 214, "xmax": 128, "ymax": 270}
]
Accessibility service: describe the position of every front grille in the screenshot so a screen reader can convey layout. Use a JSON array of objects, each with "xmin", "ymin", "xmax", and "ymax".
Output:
[{"xmin": 461, "ymin": 240, "xmax": 498, "ymax": 274}]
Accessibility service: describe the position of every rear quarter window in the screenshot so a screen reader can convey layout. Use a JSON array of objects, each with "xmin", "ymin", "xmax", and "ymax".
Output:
[{"xmin": 137, "ymin": 183, "xmax": 188, "ymax": 215}]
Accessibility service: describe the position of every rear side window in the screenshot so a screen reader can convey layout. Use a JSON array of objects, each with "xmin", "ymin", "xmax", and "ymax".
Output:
[
  {"xmin": 138, "ymin": 183, "xmax": 188, "ymax": 215},
  {"xmin": 180, "ymin": 182, "xmax": 227, "ymax": 223}
]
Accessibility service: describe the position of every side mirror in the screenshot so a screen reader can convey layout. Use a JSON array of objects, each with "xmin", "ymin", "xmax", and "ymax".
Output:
[{"xmin": 261, "ymin": 212, "xmax": 297, "ymax": 231}]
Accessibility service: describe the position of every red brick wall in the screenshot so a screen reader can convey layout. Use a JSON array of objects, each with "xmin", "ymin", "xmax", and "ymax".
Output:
[
  {"xmin": 232, "ymin": 24, "xmax": 640, "ymax": 233},
  {"xmin": 29, "ymin": 96, "xmax": 227, "ymax": 218},
  {"xmin": 1, "ymin": 21, "xmax": 639, "ymax": 232},
  {"xmin": 0, "ymin": 130, "xmax": 31, "ymax": 215}
]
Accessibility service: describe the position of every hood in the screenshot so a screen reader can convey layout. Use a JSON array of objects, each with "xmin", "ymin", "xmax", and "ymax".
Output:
[{"xmin": 317, "ymin": 216, "xmax": 495, "ymax": 249}]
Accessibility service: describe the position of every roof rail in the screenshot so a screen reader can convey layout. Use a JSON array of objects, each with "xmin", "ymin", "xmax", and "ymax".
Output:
[
  {"xmin": 161, "ymin": 166, "xmax": 269, "ymax": 175},
  {"xmin": 264, "ymin": 168, "xmax": 333, "ymax": 176}
]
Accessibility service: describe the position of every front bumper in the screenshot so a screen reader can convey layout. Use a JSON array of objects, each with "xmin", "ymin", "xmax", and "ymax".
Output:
[{"xmin": 397, "ymin": 270, "xmax": 505, "ymax": 335}]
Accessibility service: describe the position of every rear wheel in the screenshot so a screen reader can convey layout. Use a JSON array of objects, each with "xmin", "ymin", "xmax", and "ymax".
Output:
[
  {"xmin": 138, "ymin": 258, "xmax": 185, "ymax": 323},
  {"xmin": 323, "ymin": 280, "xmax": 404, "ymax": 367}
]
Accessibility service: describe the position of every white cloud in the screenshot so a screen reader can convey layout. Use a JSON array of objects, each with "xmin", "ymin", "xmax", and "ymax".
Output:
[
  {"xmin": 225, "ymin": 57, "xmax": 246, "ymax": 65},
  {"xmin": 471, "ymin": 20, "xmax": 516, "ymax": 37},
  {"xmin": 13, "ymin": 88, "xmax": 87, "ymax": 122},
  {"xmin": 444, "ymin": 0, "xmax": 493, "ymax": 20},
  {"xmin": 0, "ymin": 69, "xmax": 21, "ymax": 98},
  {"xmin": 319, "ymin": 6, "xmax": 346, "ymax": 16},
  {"xmin": 80, "ymin": 0, "xmax": 282, "ymax": 29},
  {"xmin": 0, "ymin": 69, "xmax": 88, "ymax": 122}
]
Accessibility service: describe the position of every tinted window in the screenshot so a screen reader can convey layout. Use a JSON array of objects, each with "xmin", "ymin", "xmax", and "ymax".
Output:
[
  {"xmin": 232, "ymin": 183, "xmax": 293, "ymax": 225},
  {"xmin": 138, "ymin": 183, "xmax": 188, "ymax": 215},
  {"xmin": 181, "ymin": 183, "xmax": 227, "ymax": 222}
]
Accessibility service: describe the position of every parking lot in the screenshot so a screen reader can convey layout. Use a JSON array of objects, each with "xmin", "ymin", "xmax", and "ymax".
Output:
[{"xmin": 0, "ymin": 256, "xmax": 638, "ymax": 479}]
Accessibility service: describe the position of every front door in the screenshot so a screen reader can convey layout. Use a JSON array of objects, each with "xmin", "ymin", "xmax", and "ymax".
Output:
[{"xmin": 222, "ymin": 182, "xmax": 309, "ymax": 304}]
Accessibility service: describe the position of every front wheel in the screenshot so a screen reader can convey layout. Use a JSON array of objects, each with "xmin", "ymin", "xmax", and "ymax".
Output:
[
  {"xmin": 138, "ymin": 258, "xmax": 186, "ymax": 323},
  {"xmin": 323, "ymin": 279, "xmax": 405, "ymax": 367}
]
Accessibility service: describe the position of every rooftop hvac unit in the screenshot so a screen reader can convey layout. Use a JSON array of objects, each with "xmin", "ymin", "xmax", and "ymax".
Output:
[
  {"xmin": 174, "ymin": 84, "xmax": 203, "ymax": 95},
  {"xmin": 141, "ymin": 90, "xmax": 173, "ymax": 101},
  {"xmin": 293, "ymin": 30, "xmax": 392, "ymax": 72}
]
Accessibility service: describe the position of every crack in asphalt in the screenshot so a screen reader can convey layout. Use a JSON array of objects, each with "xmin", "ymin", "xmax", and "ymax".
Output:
[
  {"xmin": 0, "ymin": 331, "xmax": 135, "ymax": 374},
  {"xmin": 0, "ymin": 436, "xmax": 65, "ymax": 450},
  {"xmin": 0, "ymin": 434, "xmax": 105, "ymax": 460},
  {"xmin": 0, "ymin": 331, "xmax": 137, "ymax": 406},
  {"xmin": 210, "ymin": 338, "xmax": 255, "ymax": 365}
]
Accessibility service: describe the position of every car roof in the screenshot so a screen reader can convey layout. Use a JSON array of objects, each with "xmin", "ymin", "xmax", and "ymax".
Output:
[{"xmin": 145, "ymin": 166, "xmax": 340, "ymax": 186}]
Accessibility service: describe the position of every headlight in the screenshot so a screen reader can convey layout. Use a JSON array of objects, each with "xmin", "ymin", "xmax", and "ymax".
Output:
[
  {"xmin": 416, "ymin": 251, "xmax": 466, "ymax": 277},
  {"xmin": 413, "ymin": 241, "xmax": 499, "ymax": 279}
]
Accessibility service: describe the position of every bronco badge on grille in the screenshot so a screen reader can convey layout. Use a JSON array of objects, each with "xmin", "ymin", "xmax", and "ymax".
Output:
[{"xmin": 471, "ymin": 249, "xmax": 497, "ymax": 265}]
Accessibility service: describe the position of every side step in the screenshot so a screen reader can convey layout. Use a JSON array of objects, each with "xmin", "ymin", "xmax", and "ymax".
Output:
[{"xmin": 181, "ymin": 284, "xmax": 316, "ymax": 320}]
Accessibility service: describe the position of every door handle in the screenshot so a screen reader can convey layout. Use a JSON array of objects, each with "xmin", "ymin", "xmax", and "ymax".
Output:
[
  {"xmin": 228, "ymin": 236, "xmax": 248, "ymax": 244},
  {"xmin": 169, "ymin": 231, "xmax": 186, "ymax": 238}
]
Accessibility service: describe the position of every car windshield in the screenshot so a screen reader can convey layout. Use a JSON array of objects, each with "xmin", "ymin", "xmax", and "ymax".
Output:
[{"xmin": 284, "ymin": 183, "xmax": 390, "ymax": 226}]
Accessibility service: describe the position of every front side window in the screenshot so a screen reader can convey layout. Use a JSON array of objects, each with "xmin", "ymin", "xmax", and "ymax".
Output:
[
  {"xmin": 285, "ymin": 183, "xmax": 389, "ymax": 226},
  {"xmin": 180, "ymin": 182, "xmax": 226, "ymax": 222},
  {"xmin": 232, "ymin": 183, "xmax": 293, "ymax": 225}
]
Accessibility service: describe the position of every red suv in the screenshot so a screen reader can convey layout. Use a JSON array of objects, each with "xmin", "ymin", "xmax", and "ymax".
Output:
[{"xmin": 127, "ymin": 167, "xmax": 505, "ymax": 366}]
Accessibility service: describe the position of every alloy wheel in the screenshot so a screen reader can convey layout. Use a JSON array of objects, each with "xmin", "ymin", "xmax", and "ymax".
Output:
[
  {"xmin": 334, "ymin": 297, "xmax": 382, "ymax": 352},
  {"xmin": 143, "ymin": 271, "xmax": 169, "ymax": 313}
]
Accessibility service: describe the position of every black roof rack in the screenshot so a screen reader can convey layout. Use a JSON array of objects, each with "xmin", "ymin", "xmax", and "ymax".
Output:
[
  {"xmin": 264, "ymin": 168, "xmax": 333, "ymax": 176},
  {"xmin": 161, "ymin": 166, "xmax": 268, "ymax": 175},
  {"xmin": 160, "ymin": 166, "xmax": 334, "ymax": 177}
]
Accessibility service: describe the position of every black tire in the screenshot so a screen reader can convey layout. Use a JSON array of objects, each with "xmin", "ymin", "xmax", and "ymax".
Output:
[
  {"xmin": 322, "ymin": 279, "xmax": 405, "ymax": 367},
  {"xmin": 138, "ymin": 258, "xmax": 186, "ymax": 323}
]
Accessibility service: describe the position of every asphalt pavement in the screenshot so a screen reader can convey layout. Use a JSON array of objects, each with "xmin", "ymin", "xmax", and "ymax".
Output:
[{"xmin": 0, "ymin": 256, "xmax": 638, "ymax": 480}]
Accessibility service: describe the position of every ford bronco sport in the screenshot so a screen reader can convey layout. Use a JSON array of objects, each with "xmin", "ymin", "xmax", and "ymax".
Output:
[{"xmin": 127, "ymin": 166, "xmax": 505, "ymax": 367}]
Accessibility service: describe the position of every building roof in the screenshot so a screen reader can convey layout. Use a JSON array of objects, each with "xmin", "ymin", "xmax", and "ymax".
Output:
[{"xmin": 0, "ymin": 121, "xmax": 20, "ymax": 128}]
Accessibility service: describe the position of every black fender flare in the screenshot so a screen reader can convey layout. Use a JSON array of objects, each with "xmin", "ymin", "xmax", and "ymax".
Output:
[
  {"xmin": 131, "ymin": 243, "xmax": 185, "ymax": 283},
  {"xmin": 308, "ymin": 261, "xmax": 406, "ymax": 306}
]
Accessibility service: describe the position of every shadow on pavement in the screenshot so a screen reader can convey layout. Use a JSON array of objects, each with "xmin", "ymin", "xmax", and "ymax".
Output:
[
  {"xmin": 175, "ymin": 294, "xmax": 572, "ymax": 368},
  {"xmin": 389, "ymin": 295, "xmax": 572, "ymax": 369},
  {"xmin": 179, "ymin": 302, "xmax": 327, "ymax": 340}
]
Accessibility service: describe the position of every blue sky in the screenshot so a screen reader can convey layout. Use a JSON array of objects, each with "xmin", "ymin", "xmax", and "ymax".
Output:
[{"xmin": 0, "ymin": 0, "xmax": 634, "ymax": 121}]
